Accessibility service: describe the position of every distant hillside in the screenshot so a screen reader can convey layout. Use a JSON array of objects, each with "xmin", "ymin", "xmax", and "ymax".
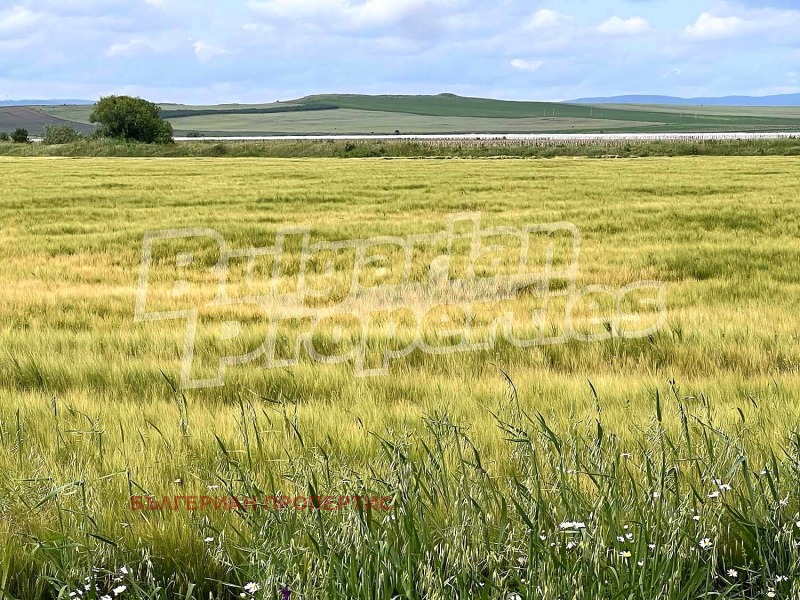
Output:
[
  {"xmin": 570, "ymin": 93, "xmax": 800, "ymax": 106},
  {"xmin": 6, "ymin": 94, "xmax": 800, "ymax": 136},
  {"xmin": 0, "ymin": 99, "xmax": 94, "ymax": 107},
  {"xmin": 0, "ymin": 107, "xmax": 96, "ymax": 136}
]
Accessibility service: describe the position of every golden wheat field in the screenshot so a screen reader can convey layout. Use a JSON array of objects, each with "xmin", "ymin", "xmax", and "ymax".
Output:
[{"xmin": 2, "ymin": 155, "xmax": 800, "ymax": 599}]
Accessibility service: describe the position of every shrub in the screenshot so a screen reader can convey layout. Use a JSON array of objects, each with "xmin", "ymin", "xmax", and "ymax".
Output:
[
  {"xmin": 0, "ymin": 132, "xmax": 9, "ymax": 141},
  {"xmin": 42, "ymin": 124, "xmax": 82, "ymax": 145},
  {"xmin": 205, "ymin": 143, "xmax": 229, "ymax": 156},
  {"xmin": 11, "ymin": 128, "xmax": 29, "ymax": 143},
  {"xmin": 89, "ymin": 95, "xmax": 174, "ymax": 144}
]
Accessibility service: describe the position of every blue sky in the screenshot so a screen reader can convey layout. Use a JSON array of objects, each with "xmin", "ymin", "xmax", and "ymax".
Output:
[{"xmin": 0, "ymin": 0, "xmax": 798, "ymax": 103}]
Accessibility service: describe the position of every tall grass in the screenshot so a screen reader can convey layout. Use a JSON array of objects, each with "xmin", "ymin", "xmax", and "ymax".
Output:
[
  {"xmin": 1, "ymin": 381, "xmax": 799, "ymax": 599},
  {"xmin": 0, "ymin": 137, "xmax": 799, "ymax": 159}
]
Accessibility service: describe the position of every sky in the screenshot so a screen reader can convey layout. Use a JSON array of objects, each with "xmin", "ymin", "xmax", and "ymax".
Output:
[{"xmin": 0, "ymin": 0, "xmax": 798, "ymax": 104}]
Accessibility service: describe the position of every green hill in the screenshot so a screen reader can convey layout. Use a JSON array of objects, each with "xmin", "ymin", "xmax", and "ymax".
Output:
[{"xmin": 295, "ymin": 93, "xmax": 800, "ymax": 131}]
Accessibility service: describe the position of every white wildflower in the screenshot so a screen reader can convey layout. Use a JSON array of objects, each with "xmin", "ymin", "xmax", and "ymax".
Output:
[
  {"xmin": 112, "ymin": 586, "xmax": 126, "ymax": 596},
  {"xmin": 699, "ymin": 538, "xmax": 713, "ymax": 550},
  {"xmin": 727, "ymin": 569, "xmax": 738, "ymax": 578},
  {"xmin": 243, "ymin": 582, "xmax": 261, "ymax": 594}
]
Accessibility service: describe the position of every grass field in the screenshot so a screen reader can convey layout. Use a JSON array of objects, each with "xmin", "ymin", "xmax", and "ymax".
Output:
[
  {"xmin": 23, "ymin": 94, "xmax": 800, "ymax": 136},
  {"xmin": 158, "ymin": 109, "xmax": 653, "ymax": 135},
  {"xmin": 2, "ymin": 156, "xmax": 800, "ymax": 599},
  {"xmin": 597, "ymin": 104, "xmax": 800, "ymax": 119}
]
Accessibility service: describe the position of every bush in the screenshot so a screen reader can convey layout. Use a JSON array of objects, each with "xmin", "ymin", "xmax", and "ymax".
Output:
[
  {"xmin": 11, "ymin": 128, "xmax": 29, "ymax": 143},
  {"xmin": 0, "ymin": 132, "xmax": 9, "ymax": 141},
  {"xmin": 43, "ymin": 124, "xmax": 82, "ymax": 145},
  {"xmin": 89, "ymin": 95, "xmax": 174, "ymax": 144}
]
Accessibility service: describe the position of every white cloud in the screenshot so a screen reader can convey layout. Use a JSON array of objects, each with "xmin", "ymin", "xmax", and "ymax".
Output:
[
  {"xmin": 597, "ymin": 16, "xmax": 649, "ymax": 35},
  {"xmin": 0, "ymin": 6, "xmax": 40, "ymax": 38},
  {"xmin": 192, "ymin": 40, "xmax": 226, "ymax": 62},
  {"xmin": 243, "ymin": 22, "xmax": 276, "ymax": 34},
  {"xmin": 684, "ymin": 12, "xmax": 743, "ymax": 40},
  {"xmin": 247, "ymin": 0, "xmax": 424, "ymax": 28},
  {"xmin": 107, "ymin": 38, "xmax": 156, "ymax": 57},
  {"xmin": 684, "ymin": 8, "xmax": 800, "ymax": 41},
  {"xmin": 510, "ymin": 58, "xmax": 545, "ymax": 72},
  {"xmin": 526, "ymin": 9, "xmax": 571, "ymax": 29}
]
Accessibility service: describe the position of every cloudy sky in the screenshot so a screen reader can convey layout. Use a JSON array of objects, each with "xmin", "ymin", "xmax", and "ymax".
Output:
[{"xmin": 1, "ymin": 0, "xmax": 798, "ymax": 103}]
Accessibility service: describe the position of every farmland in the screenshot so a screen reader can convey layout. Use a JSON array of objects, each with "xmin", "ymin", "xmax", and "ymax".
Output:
[
  {"xmin": 0, "ymin": 107, "xmax": 95, "ymax": 137},
  {"xmin": 1, "ymin": 155, "xmax": 800, "ymax": 599},
  {"xmin": 13, "ymin": 94, "xmax": 800, "ymax": 136}
]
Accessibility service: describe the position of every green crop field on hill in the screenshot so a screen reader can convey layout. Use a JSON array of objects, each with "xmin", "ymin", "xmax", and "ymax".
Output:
[{"xmin": 2, "ymin": 155, "xmax": 800, "ymax": 599}]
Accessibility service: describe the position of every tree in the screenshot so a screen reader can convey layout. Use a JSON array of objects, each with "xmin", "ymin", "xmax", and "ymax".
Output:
[
  {"xmin": 11, "ymin": 128, "xmax": 29, "ymax": 143},
  {"xmin": 0, "ymin": 132, "xmax": 9, "ymax": 141},
  {"xmin": 43, "ymin": 124, "xmax": 82, "ymax": 144},
  {"xmin": 89, "ymin": 95, "xmax": 174, "ymax": 143}
]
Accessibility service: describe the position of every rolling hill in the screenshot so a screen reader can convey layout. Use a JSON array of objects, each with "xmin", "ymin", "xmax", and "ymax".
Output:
[
  {"xmin": 4, "ymin": 93, "xmax": 800, "ymax": 137},
  {"xmin": 0, "ymin": 107, "xmax": 96, "ymax": 136}
]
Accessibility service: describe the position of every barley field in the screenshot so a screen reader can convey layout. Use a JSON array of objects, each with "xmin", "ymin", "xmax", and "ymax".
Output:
[{"xmin": 1, "ymin": 156, "xmax": 800, "ymax": 599}]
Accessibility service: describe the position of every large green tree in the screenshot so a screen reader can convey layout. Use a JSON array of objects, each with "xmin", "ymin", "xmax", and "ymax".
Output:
[{"xmin": 89, "ymin": 96, "xmax": 174, "ymax": 143}]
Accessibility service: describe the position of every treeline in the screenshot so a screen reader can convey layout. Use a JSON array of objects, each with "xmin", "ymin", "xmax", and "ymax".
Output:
[{"xmin": 1, "ymin": 136, "xmax": 799, "ymax": 158}]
